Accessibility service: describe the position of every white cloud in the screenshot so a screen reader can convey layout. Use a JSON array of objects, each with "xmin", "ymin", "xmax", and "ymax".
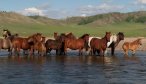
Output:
[
  {"xmin": 138, "ymin": 0, "xmax": 146, "ymax": 4},
  {"xmin": 78, "ymin": 3, "xmax": 124, "ymax": 16},
  {"xmin": 19, "ymin": 7, "xmax": 45, "ymax": 16}
]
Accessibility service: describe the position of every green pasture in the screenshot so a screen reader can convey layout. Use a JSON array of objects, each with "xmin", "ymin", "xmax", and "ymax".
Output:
[{"xmin": 1, "ymin": 22, "xmax": 146, "ymax": 37}]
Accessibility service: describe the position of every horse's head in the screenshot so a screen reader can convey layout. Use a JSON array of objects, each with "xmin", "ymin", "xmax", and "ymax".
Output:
[
  {"xmin": 110, "ymin": 34, "xmax": 117, "ymax": 43},
  {"xmin": 56, "ymin": 33, "xmax": 66, "ymax": 42},
  {"xmin": 2, "ymin": 29, "xmax": 11, "ymax": 38},
  {"xmin": 105, "ymin": 32, "xmax": 111, "ymax": 42},
  {"xmin": 54, "ymin": 32, "xmax": 58, "ymax": 39},
  {"xmin": 28, "ymin": 33, "xmax": 43, "ymax": 44},
  {"xmin": 137, "ymin": 38, "xmax": 142, "ymax": 45},
  {"xmin": 66, "ymin": 32, "xmax": 76, "ymax": 39},
  {"xmin": 79, "ymin": 34, "xmax": 90, "ymax": 43},
  {"xmin": 118, "ymin": 32, "xmax": 124, "ymax": 40}
]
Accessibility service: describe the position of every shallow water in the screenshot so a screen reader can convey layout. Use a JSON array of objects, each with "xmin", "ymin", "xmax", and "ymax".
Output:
[{"xmin": 0, "ymin": 51, "xmax": 146, "ymax": 84}]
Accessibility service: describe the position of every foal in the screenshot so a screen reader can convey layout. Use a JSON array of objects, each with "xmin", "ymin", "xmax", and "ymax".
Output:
[{"xmin": 122, "ymin": 38, "xmax": 142, "ymax": 55}]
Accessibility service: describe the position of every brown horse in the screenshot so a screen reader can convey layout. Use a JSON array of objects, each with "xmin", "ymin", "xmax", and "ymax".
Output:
[
  {"xmin": 64, "ymin": 34, "xmax": 89, "ymax": 55},
  {"xmin": 46, "ymin": 32, "xmax": 76, "ymax": 55},
  {"xmin": 12, "ymin": 33, "xmax": 43, "ymax": 56},
  {"xmin": 45, "ymin": 39, "xmax": 62, "ymax": 55},
  {"xmin": 90, "ymin": 32, "xmax": 111, "ymax": 56},
  {"xmin": 34, "ymin": 42, "xmax": 46, "ymax": 56},
  {"xmin": 122, "ymin": 38, "xmax": 142, "ymax": 55},
  {"xmin": 0, "ymin": 29, "xmax": 18, "ymax": 55}
]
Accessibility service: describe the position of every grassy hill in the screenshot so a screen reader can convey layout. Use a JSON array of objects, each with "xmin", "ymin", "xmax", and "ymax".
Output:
[{"xmin": 0, "ymin": 11, "xmax": 146, "ymax": 37}]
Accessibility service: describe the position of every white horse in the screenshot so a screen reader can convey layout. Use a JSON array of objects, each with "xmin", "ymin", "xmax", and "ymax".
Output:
[{"xmin": 87, "ymin": 34, "xmax": 117, "ymax": 56}]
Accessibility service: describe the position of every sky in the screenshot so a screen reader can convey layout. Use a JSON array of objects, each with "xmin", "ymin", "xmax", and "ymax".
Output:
[{"xmin": 0, "ymin": 0, "xmax": 146, "ymax": 19}]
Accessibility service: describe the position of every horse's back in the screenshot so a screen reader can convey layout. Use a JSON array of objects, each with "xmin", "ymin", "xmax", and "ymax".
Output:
[
  {"xmin": 12, "ymin": 37, "xmax": 29, "ymax": 49},
  {"xmin": 122, "ymin": 42, "xmax": 130, "ymax": 50},
  {"xmin": 65, "ymin": 38, "xmax": 84, "ymax": 49},
  {"xmin": 45, "ymin": 39, "xmax": 61, "ymax": 49}
]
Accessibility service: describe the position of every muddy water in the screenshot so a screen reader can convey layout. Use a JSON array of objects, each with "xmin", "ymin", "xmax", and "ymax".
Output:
[{"xmin": 0, "ymin": 51, "xmax": 146, "ymax": 84}]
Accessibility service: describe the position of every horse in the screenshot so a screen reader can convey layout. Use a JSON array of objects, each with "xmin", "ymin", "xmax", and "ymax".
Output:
[
  {"xmin": 64, "ymin": 34, "xmax": 89, "ymax": 55},
  {"xmin": 89, "ymin": 32, "xmax": 111, "ymax": 56},
  {"xmin": 122, "ymin": 38, "xmax": 142, "ymax": 55},
  {"xmin": 12, "ymin": 33, "xmax": 43, "ymax": 56},
  {"xmin": 34, "ymin": 42, "xmax": 46, "ymax": 56},
  {"xmin": 107, "ymin": 32, "xmax": 124, "ymax": 55},
  {"xmin": 0, "ymin": 29, "xmax": 18, "ymax": 55},
  {"xmin": 45, "ymin": 32, "xmax": 76, "ymax": 55},
  {"xmin": 45, "ymin": 39, "xmax": 62, "ymax": 55}
]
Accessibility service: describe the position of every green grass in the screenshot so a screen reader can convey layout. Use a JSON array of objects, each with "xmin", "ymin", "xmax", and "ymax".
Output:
[{"xmin": 1, "ymin": 22, "xmax": 146, "ymax": 37}]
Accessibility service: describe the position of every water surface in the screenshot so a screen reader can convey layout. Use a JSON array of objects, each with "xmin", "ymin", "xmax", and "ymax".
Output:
[{"xmin": 0, "ymin": 51, "xmax": 146, "ymax": 84}]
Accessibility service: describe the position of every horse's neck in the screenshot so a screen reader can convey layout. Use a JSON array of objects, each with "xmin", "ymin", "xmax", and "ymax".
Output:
[
  {"xmin": 114, "ymin": 35, "xmax": 122, "ymax": 47},
  {"xmin": 88, "ymin": 37, "xmax": 101, "ymax": 47},
  {"xmin": 101, "ymin": 37, "xmax": 108, "ymax": 45}
]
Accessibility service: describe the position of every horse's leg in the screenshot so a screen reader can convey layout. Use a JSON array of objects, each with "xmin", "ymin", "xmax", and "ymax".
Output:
[
  {"xmin": 100, "ymin": 49, "xmax": 104, "ymax": 56},
  {"xmin": 111, "ymin": 45, "xmax": 115, "ymax": 56},
  {"xmin": 132, "ymin": 50, "xmax": 136, "ymax": 55},
  {"xmin": 56, "ymin": 49, "xmax": 59, "ymax": 55},
  {"xmin": 17, "ymin": 48, "xmax": 20, "ymax": 56},
  {"xmin": 8, "ymin": 48, "xmax": 12, "ymax": 56},
  {"xmin": 78, "ymin": 48, "xmax": 83, "ymax": 56},
  {"xmin": 123, "ymin": 49, "xmax": 128, "ymax": 55}
]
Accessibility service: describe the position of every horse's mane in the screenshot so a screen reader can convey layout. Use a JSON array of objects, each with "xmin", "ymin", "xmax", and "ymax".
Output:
[
  {"xmin": 3, "ymin": 29, "xmax": 11, "ymax": 36},
  {"xmin": 117, "ymin": 32, "xmax": 124, "ymax": 36},
  {"xmin": 133, "ymin": 38, "xmax": 141, "ymax": 43},
  {"xmin": 28, "ymin": 33, "xmax": 42, "ymax": 38},
  {"xmin": 79, "ymin": 34, "xmax": 89, "ymax": 39}
]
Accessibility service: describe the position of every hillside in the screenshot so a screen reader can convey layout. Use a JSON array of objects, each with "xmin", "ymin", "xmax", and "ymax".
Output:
[
  {"xmin": 77, "ymin": 11, "xmax": 146, "ymax": 26},
  {"xmin": 0, "ymin": 11, "xmax": 146, "ymax": 37}
]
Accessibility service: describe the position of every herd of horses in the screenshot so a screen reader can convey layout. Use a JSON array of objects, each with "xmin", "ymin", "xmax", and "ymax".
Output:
[{"xmin": 0, "ymin": 29, "xmax": 143, "ymax": 56}]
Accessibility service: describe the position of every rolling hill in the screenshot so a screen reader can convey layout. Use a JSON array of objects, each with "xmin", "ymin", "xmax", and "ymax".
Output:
[{"xmin": 0, "ymin": 11, "xmax": 146, "ymax": 37}]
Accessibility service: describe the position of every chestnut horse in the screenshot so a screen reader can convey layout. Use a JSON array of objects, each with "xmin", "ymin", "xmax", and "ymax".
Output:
[
  {"xmin": 64, "ymin": 34, "xmax": 89, "ymax": 55},
  {"xmin": 0, "ymin": 29, "xmax": 18, "ymax": 55},
  {"xmin": 122, "ymin": 38, "xmax": 142, "ymax": 55},
  {"xmin": 34, "ymin": 37, "xmax": 46, "ymax": 56},
  {"xmin": 12, "ymin": 33, "xmax": 43, "ymax": 56},
  {"xmin": 45, "ymin": 32, "xmax": 76, "ymax": 55},
  {"xmin": 90, "ymin": 32, "xmax": 111, "ymax": 56}
]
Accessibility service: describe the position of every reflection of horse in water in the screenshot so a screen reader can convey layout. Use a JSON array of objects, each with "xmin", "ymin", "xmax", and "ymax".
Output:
[
  {"xmin": 0, "ymin": 29, "xmax": 18, "ymax": 55},
  {"xmin": 122, "ymin": 38, "xmax": 142, "ymax": 55}
]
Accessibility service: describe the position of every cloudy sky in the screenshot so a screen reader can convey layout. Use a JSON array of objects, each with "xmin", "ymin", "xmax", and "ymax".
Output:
[{"xmin": 0, "ymin": 0, "xmax": 146, "ymax": 19}]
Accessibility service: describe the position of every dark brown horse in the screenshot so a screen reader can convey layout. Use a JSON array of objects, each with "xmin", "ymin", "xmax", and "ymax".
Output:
[
  {"xmin": 12, "ymin": 33, "xmax": 43, "ymax": 56},
  {"xmin": 107, "ymin": 32, "xmax": 124, "ymax": 55},
  {"xmin": 0, "ymin": 29, "xmax": 18, "ymax": 55},
  {"xmin": 45, "ymin": 39, "xmax": 62, "ymax": 55},
  {"xmin": 64, "ymin": 34, "xmax": 89, "ymax": 55},
  {"xmin": 90, "ymin": 32, "xmax": 111, "ymax": 56}
]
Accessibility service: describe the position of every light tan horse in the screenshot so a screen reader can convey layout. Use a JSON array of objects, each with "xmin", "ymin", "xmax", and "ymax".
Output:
[{"xmin": 122, "ymin": 38, "xmax": 142, "ymax": 55}]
